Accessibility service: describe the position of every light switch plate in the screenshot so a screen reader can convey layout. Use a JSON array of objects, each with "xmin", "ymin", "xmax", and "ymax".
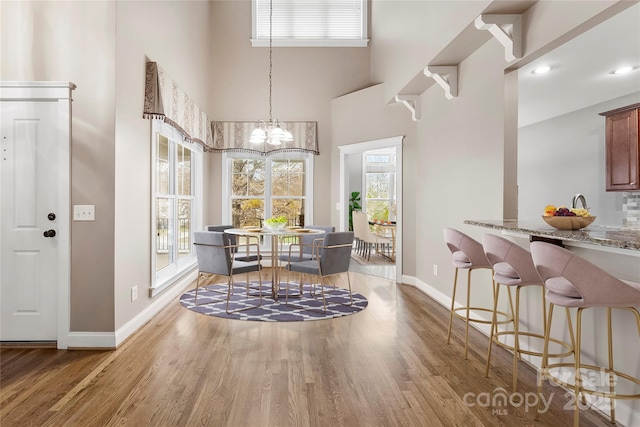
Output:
[{"xmin": 74, "ymin": 204, "xmax": 95, "ymax": 221}]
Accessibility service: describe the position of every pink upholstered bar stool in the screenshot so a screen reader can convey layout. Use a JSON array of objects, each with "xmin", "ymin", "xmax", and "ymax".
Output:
[
  {"xmin": 530, "ymin": 241, "xmax": 640, "ymax": 426},
  {"xmin": 482, "ymin": 234, "xmax": 573, "ymax": 392},
  {"xmin": 444, "ymin": 228, "xmax": 511, "ymax": 360}
]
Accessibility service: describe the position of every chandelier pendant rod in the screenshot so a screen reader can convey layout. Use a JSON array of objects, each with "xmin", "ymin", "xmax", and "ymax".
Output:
[{"xmin": 268, "ymin": 0, "xmax": 273, "ymax": 124}]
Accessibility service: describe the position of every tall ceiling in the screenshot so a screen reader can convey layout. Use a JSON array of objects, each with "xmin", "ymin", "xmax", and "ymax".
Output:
[{"xmin": 518, "ymin": 2, "xmax": 640, "ymax": 127}]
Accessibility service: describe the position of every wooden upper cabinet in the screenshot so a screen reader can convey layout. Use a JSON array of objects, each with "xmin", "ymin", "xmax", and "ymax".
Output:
[{"xmin": 599, "ymin": 103, "xmax": 640, "ymax": 192}]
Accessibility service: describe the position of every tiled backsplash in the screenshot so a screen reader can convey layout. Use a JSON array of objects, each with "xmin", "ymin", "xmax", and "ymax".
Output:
[{"xmin": 623, "ymin": 193, "xmax": 640, "ymax": 228}]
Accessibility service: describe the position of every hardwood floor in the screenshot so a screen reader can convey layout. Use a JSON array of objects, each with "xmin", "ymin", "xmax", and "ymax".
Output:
[{"xmin": 1, "ymin": 272, "xmax": 612, "ymax": 426}]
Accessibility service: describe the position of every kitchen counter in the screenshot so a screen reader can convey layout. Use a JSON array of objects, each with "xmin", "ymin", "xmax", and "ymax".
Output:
[{"xmin": 464, "ymin": 219, "xmax": 640, "ymax": 251}]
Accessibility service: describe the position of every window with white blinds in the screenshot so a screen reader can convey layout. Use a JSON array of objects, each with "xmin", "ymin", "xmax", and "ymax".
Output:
[{"xmin": 252, "ymin": 0, "xmax": 368, "ymax": 47}]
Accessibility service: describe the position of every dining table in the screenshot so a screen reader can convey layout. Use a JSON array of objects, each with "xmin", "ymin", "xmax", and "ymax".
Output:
[{"xmin": 224, "ymin": 227, "xmax": 325, "ymax": 300}]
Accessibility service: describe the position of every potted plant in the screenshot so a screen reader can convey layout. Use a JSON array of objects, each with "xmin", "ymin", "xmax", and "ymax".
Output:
[{"xmin": 348, "ymin": 191, "xmax": 361, "ymax": 231}]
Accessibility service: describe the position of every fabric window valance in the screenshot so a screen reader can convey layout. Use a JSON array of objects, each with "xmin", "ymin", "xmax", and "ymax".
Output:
[
  {"xmin": 143, "ymin": 62, "xmax": 213, "ymax": 150},
  {"xmin": 211, "ymin": 121, "xmax": 319, "ymax": 156}
]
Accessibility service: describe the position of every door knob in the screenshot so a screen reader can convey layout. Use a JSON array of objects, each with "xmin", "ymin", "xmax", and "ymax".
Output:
[
  {"xmin": 43, "ymin": 229, "xmax": 56, "ymax": 238},
  {"xmin": 48, "ymin": 213, "xmax": 56, "ymax": 221}
]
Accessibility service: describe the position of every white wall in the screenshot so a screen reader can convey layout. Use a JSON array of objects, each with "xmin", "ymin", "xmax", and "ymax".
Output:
[
  {"xmin": 370, "ymin": 0, "xmax": 491, "ymax": 103},
  {"xmin": 332, "ymin": 1, "xmax": 640, "ymax": 425},
  {"xmin": 331, "ymin": 84, "xmax": 417, "ymax": 276},
  {"xmin": 518, "ymin": 92, "xmax": 640, "ymax": 226},
  {"xmin": 416, "ymin": 39, "xmax": 506, "ymax": 308},
  {"xmin": 1, "ymin": 0, "xmax": 215, "ymax": 334},
  {"xmin": 205, "ymin": 0, "xmax": 371, "ymax": 227},
  {"xmin": 347, "ymin": 152, "xmax": 363, "ymax": 223},
  {"xmin": 1, "ymin": 0, "xmax": 118, "ymax": 332},
  {"xmin": 114, "ymin": 1, "xmax": 213, "ymax": 330}
]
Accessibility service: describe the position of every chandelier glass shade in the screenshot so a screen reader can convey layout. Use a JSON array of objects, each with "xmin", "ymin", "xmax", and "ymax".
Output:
[
  {"xmin": 250, "ymin": 119, "xmax": 293, "ymax": 146},
  {"xmin": 251, "ymin": 0, "xmax": 292, "ymax": 146}
]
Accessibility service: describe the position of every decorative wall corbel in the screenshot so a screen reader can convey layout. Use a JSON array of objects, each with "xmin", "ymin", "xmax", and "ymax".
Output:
[
  {"xmin": 394, "ymin": 95, "xmax": 420, "ymax": 121},
  {"xmin": 423, "ymin": 66, "xmax": 458, "ymax": 100},
  {"xmin": 474, "ymin": 14, "xmax": 522, "ymax": 62}
]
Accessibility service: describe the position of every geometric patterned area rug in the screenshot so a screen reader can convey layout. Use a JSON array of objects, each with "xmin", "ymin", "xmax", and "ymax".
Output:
[{"xmin": 179, "ymin": 281, "xmax": 368, "ymax": 322}]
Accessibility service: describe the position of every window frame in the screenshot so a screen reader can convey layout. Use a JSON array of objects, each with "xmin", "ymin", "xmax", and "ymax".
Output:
[
  {"xmin": 362, "ymin": 149, "xmax": 396, "ymax": 222},
  {"xmin": 251, "ymin": 0, "xmax": 369, "ymax": 47},
  {"xmin": 150, "ymin": 120, "xmax": 203, "ymax": 296},
  {"xmin": 222, "ymin": 152, "xmax": 314, "ymax": 252}
]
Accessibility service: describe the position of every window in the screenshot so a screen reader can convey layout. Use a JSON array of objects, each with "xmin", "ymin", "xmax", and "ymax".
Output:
[
  {"xmin": 364, "ymin": 148, "xmax": 396, "ymax": 222},
  {"xmin": 252, "ymin": 0, "xmax": 368, "ymax": 47},
  {"xmin": 223, "ymin": 152, "xmax": 313, "ymax": 249},
  {"xmin": 152, "ymin": 121, "xmax": 203, "ymax": 294}
]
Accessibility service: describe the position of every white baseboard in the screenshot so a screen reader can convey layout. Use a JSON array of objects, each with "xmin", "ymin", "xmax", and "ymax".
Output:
[
  {"xmin": 401, "ymin": 274, "xmax": 640, "ymax": 427},
  {"xmin": 67, "ymin": 332, "xmax": 116, "ymax": 349},
  {"xmin": 67, "ymin": 268, "xmax": 197, "ymax": 349},
  {"xmin": 403, "ymin": 274, "xmax": 493, "ymax": 336}
]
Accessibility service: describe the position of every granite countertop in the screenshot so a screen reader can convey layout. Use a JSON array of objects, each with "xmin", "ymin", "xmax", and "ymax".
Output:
[{"xmin": 464, "ymin": 219, "xmax": 640, "ymax": 251}]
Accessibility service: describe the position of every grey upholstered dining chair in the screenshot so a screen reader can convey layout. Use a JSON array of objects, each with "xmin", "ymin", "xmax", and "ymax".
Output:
[
  {"xmin": 205, "ymin": 224, "xmax": 262, "ymax": 262},
  {"xmin": 530, "ymin": 241, "xmax": 640, "ymax": 426},
  {"xmin": 193, "ymin": 231, "xmax": 263, "ymax": 314},
  {"xmin": 278, "ymin": 225, "xmax": 335, "ymax": 263},
  {"xmin": 284, "ymin": 231, "xmax": 354, "ymax": 312}
]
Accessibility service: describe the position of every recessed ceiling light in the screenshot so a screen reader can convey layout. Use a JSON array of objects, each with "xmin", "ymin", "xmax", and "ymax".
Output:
[
  {"xmin": 611, "ymin": 66, "xmax": 634, "ymax": 75},
  {"xmin": 532, "ymin": 66, "xmax": 551, "ymax": 74}
]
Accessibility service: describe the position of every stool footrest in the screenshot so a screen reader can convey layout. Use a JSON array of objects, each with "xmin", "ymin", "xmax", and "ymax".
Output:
[
  {"xmin": 543, "ymin": 363, "xmax": 640, "ymax": 400},
  {"xmin": 452, "ymin": 307, "xmax": 512, "ymax": 325},
  {"xmin": 493, "ymin": 331, "xmax": 574, "ymax": 359}
]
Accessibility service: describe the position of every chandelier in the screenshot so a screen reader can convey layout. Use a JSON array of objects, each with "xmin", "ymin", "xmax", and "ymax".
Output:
[{"xmin": 250, "ymin": 0, "xmax": 293, "ymax": 146}]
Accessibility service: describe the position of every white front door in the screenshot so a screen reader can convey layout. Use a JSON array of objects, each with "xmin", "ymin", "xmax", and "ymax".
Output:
[{"xmin": 1, "ymin": 101, "xmax": 59, "ymax": 341}]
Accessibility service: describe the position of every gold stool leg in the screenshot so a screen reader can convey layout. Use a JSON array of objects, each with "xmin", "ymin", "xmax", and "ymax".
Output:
[
  {"xmin": 485, "ymin": 280, "xmax": 500, "ymax": 377},
  {"xmin": 464, "ymin": 268, "xmax": 472, "ymax": 360},
  {"xmin": 535, "ymin": 302, "xmax": 554, "ymax": 420},
  {"xmin": 447, "ymin": 267, "xmax": 459, "ymax": 344},
  {"xmin": 505, "ymin": 287, "xmax": 518, "ymax": 360},
  {"xmin": 574, "ymin": 308, "xmax": 584, "ymax": 427},
  {"xmin": 607, "ymin": 307, "xmax": 616, "ymax": 424},
  {"xmin": 563, "ymin": 307, "xmax": 586, "ymax": 407},
  {"xmin": 512, "ymin": 286, "xmax": 522, "ymax": 392}
]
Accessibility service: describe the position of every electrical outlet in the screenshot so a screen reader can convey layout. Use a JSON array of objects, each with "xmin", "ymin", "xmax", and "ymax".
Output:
[
  {"xmin": 73, "ymin": 204, "xmax": 95, "ymax": 221},
  {"xmin": 433, "ymin": 264, "xmax": 438, "ymax": 276},
  {"xmin": 131, "ymin": 285, "xmax": 138, "ymax": 302}
]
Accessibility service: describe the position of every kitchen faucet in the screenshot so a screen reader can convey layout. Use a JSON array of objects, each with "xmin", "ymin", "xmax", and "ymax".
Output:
[{"xmin": 572, "ymin": 193, "xmax": 588, "ymax": 209}]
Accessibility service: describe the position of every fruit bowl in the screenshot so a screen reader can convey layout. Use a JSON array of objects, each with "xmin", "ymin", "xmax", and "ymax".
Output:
[
  {"xmin": 542, "ymin": 215, "xmax": 596, "ymax": 230},
  {"xmin": 264, "ymin": 216, "xmax": 288, "ymax": 230},
  {"xmin": 264, "ymin": 221, "xmax": 287, "ymax": 230}
]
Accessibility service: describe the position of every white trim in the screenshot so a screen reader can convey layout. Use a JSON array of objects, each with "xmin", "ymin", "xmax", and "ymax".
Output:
[
  {"xmin": 250, "ymin": 39, "xmax": 368, "ymax": 47},
  {"xmin": 424, "ymin": 66, "xmax": 458, "ymax": 100},
  {"xmin": 339, "ymin": 136, "xmax": 403, "ymax": 284},
  {"xmin": 250, "ymin": 0, "xmax": 368, "ymax": 48},
  {"xmin": 0, "ymin": 81, "xmax": 75, "ymax": 349},
  {"xmin": 394, "ymin": 95, "xmax": 420, "ymax": 121},
  {"xmin": 474, "ymin": 14, "xmax": 522, "ymax": 62},
  {"xmin": 0, "ymin": 81, "xmax": 77, "ymax": 100},
  {"xmin": 117, "ymin": 268, "xmax": 196, "ymax": 346},
  {"xmin": 67, "ymin": 268, "xmax": 197, "ymax": 349},
  {"xmin": 56, "ymin": 96, "xmax": 71, "ymax": 350},
  {"xmin": 150, "ymin": 121, "xmax": 202, "ymax": 293},
  {"xmin": 221, "ymin": 151, "xmax": 314, "ymax": 229},
  {"xmin": 222, "ymin": 152, "xmax": 230, "ymax": 223},
  {"xmin": 67, "ymin": 332, "xmax": 116, "ymax": 349}
]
